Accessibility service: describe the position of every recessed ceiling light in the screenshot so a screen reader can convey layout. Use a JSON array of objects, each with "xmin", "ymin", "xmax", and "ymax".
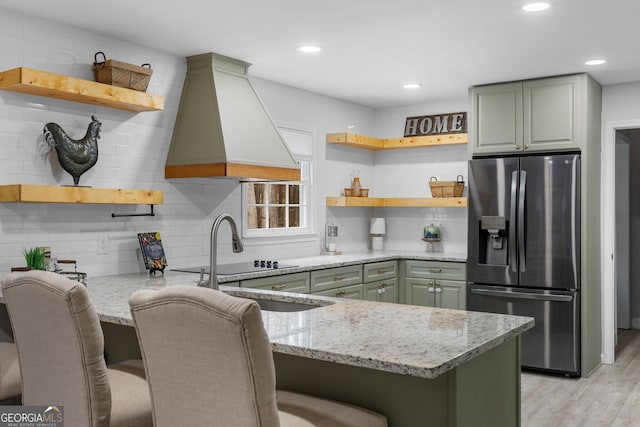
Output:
[
  {"xmin": 522, "ymin": 2, "xmax": 550, "ymax": 12},
  {"xmin": 403, "ymin": 83, "xmax": 422, "ymax": 89},
  {"xmin": 585, "ymin": 59, "xmax": 606, "ymax": 66},
  {"xmin": 298, "ymin": 45, "xmax": 322, "ymax": 53}
]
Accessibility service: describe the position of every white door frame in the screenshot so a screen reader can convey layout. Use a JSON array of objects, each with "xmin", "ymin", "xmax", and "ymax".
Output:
[{"xmin": 602, "ymin": 119, "xmax": 640, "ymax": 364}]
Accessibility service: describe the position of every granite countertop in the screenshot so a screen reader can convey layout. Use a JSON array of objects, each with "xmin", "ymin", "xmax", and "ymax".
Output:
[
  {"xmin": 84, "ymin": 270, "xmax": 532, "ymax": 380},
  {"xmin": 210, "ymin": 250, "xmax": 468, "ymax": 283}
]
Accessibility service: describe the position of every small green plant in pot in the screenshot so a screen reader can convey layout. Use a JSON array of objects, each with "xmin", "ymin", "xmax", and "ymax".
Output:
[{"xmin": 23, "ymin": 247, "xmax": 45, "ymax": 270}]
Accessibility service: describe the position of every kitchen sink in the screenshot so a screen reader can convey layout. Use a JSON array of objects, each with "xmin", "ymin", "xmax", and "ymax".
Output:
[
  {"xmin": 222, "ymin": 290, "xmax": 332, "ymax": 312},
  {"xmin": 248, "ymin": 298, "xmax": 320, "ymax": 312}
]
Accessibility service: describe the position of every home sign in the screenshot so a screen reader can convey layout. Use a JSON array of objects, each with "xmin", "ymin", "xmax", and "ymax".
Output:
[{"xmin": 404, "ymin": 112, "xmax": 467, "ymax": 137}]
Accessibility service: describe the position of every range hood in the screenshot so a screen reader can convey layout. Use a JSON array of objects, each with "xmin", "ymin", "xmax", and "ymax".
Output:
[{"xmin": 165, "ymin": 52, "xmax": 300, "ymax": 181}]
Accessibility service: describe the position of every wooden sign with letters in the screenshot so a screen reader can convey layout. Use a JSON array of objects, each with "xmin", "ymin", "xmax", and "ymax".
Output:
[{"xmin": 404, "ymin": 112, "xmax": 467, "ymax": 137}]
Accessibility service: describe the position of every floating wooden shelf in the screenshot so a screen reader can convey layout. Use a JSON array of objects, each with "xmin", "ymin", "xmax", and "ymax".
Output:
[
  {"xmin": 326, "ymin": 196, "xmax": 467, "ymax": 208},
  {"xmin": 0, "ymin": 185, "xmax": 163, "ymax": 205},
  {"xmin": 326, "ymin": 132, "xmax": 467, "ymax": 150},
  {"xmin": 0, "ymin": 67, "xmax": 164, "ymax": 112}
]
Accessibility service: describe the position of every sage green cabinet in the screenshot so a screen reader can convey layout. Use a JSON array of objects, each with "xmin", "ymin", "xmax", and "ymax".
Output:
[
  {"xmin": 404, "ymin": 260, "xmax": 466, "ymax": 282},
  {"xmin": 403, "ymin": 260, "xmax": 466, "ymax": 310},
  {"xmin": 241, "ymin": 272, "xmax": 310, "ymax": 294},
  {"xmin": 363, "ymin": 260, "xmax": 397, "ymax": 283},
  {"xmin": 310, "ymin": 265, "xmax": 363, "ymax": 293},
  {"xmin": 405, "ymin": 278, "xmax": 465, "ymax": 310},
  {"xmin": 364, "ymin": 278, "xmax": 399, "ymax": 303},
  {"xmin": 220, "ymin": 281, "xmax": 240, "ymax": 287},
  {"xmin": 314, "ymin": 283, "xmax": 364, "ymax": 300},
  {"xmin": 470, "ymin": 74, "xmax": 584, "ymax": 156},
  {"xmin": 363, "ymin": 260, "xmax": 398, "ymax": 303}
]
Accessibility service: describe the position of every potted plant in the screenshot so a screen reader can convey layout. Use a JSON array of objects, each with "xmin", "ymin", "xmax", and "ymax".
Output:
[{"xmin": 22, "ymin": 247, "xmax": 45, "ymax": 271}]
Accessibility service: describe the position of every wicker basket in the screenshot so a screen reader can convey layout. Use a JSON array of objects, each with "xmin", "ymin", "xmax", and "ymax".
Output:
[
  {"xmin": 429, "ymin": 175, "xmax": 465, "ymax": 198},
  {"xmin": 92, "ymin": 52, "xmax": 152, "ymax": 92}
]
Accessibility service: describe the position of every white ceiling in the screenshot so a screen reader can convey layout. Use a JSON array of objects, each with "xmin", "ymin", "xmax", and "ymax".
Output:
[{"xmin": 2, "ymin": 0, "xmax": 639, "ymax": 108}]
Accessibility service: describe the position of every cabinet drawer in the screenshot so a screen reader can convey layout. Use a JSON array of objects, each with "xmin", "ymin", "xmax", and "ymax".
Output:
[
  {"xmin": 363, "ymin": 261, "xmax": 397, "ymax": 283},
  {"xmin": 314, "ymin": 283, "xmax": 364, "ymax": 300},
  {"xmin": 220, "ymin": 281, "xmax": 240, "ymax": 288},
  {"xmin": 310, "ymin": 265, "xmax": 363, "ymax": 293},
  {"xmin": 405, "ymin": 261, "xmax": 466, "ymax": 281},
  {"xmin": 241, "ymin": 272, "xmax": 310, "ymax": 294}
]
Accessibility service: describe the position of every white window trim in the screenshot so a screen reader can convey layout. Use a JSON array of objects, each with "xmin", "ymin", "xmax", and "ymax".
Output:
[{"xmin": 241, "ymin": 127, "xmax": 314, "ymax": 240}]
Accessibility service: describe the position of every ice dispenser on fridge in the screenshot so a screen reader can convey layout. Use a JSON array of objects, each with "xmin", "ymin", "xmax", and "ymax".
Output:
[{"xmin": 479, "ymin": 215, "xmax": 507, "ymax": 266}]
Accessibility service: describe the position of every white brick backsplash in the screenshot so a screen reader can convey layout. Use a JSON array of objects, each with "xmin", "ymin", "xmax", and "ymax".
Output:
[{"xmin": 0, "ymin": 7, "xmax": 472, "ymax": 277}]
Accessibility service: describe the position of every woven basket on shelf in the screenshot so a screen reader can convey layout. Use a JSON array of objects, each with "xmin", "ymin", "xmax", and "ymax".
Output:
[
  {"xmin": 92, "ymin": 52, "xmax": 152, "ymax": 92},
  {"xmin": 428, "ymin": 175, "xmax": 465, "ymax": 197}
]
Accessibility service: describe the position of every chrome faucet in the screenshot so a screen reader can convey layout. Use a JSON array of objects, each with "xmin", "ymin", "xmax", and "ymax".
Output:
[{"xmin": 198, "ymin": 213, "xmax": 244, "ymax": 290}]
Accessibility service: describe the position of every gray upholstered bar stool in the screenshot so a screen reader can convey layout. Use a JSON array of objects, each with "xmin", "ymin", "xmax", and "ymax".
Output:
[
  {"xmin": 129, "ymin": 285, "xmax": 388, "ymax": 427},
  {"xmin": 0, "ymin": 341, "xmax": 21, "ymax": 403},
  {"xmin": 1, "ymin": 271, "xmax": 152, "ymax": 427}
]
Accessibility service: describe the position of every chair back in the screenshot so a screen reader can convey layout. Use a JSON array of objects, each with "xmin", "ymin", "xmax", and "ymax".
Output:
[
  {"xmin": 129, "ymin": 285, "xmax": 279, "ymax": 427},
  {"xmin": 1, "ymin": 271, "xmax": 111, "ymax": 426}
]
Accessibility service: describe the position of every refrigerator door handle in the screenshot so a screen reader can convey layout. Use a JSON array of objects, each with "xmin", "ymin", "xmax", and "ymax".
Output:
[
  {"xmin": 510, "ymin": 170, "xmax": 518, "ymax": 273},
  {"xmin": 518, "ymin": 170, "xmax": 527, "ymax": 273},
  {"xmin": 470, "ymin": 288, "xmax": 574, "ymax": 302}
]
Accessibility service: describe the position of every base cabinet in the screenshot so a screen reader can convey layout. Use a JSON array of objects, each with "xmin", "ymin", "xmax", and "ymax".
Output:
[
  {"xmin": 363, "ymin": 260, "xmax": 398, "ymax": 303},
  {"xmin": 241, "ymin": 272, "xmax": 310, "ymax": 294},
  {"xmin": 404, "ymin": 261, "xmax": 466, "ymax": 310},
  {"xmin": 405, "ymin": 278, "xmax": 465, "ymax": 310},
  {"xmin": 364, "ymin": 278, "xmax": 399, "ymax": 303},
  {"xmin": 314, "ymin": 283, "xmax": 364, "ymax": 300}
]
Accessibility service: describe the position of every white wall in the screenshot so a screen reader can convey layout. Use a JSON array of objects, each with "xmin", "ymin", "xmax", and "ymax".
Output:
[
  {"xmin": 603, "ymin": 82, "xmax": 640, "ymax": 122},
  {"xmin": 368, "ymin": 101, "xmax": 470, "ymax": 253},
  {"xmin": 0, "ymin": 7, "xmax": 493, "ymax": 279},
  {"xmin": 0, "ymin": 8, "xmax": 377, "ymax": 276}
]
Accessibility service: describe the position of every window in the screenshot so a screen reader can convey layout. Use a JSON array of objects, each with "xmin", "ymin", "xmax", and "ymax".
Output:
[{"xmin": 242, "ymin": 128, "xmax": 313, "ymax": 238}]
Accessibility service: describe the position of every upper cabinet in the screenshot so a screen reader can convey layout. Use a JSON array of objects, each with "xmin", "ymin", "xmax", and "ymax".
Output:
[
  {"xmin": 0, "ymin": 67, "xmax": 164, "ymax": 112},
  {"xmin": 470, "ymin": 74, "xmax": 590, "ymax": 156}
]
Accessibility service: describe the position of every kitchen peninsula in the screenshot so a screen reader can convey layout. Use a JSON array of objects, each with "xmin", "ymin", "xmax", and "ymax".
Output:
[{"xmin": 81, "ymin": 267, "xmax": 532, "ymax": 427}]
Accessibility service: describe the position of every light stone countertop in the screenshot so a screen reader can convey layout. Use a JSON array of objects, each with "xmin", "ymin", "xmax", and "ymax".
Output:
[{"xmin": 83, "ymin": 268, "xmax": 533, "ymax": 380}]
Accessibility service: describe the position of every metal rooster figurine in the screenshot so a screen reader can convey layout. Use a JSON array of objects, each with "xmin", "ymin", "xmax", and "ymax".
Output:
[{"xmin": 43, "ymin": 116, "xmax": 101, "ymax": 187}]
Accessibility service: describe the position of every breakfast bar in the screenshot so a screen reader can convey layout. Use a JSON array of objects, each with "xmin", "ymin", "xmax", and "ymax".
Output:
[{"xmin": 81, "ymin": 271, "xmax": 532, "ymax": 427}]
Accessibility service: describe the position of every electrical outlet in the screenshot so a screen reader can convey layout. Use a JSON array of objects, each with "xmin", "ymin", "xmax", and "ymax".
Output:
[{"xmin": 97, "ymin": 235, "xmax": 108, "ymax": 255}]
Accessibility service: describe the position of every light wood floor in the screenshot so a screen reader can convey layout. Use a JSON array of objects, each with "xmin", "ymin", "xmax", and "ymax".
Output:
[{"xmin": 521, "ymin": 329, "xmax": 640, "ymax": 426}]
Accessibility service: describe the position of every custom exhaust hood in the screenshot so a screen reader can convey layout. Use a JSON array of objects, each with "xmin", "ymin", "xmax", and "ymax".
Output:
[{"xmin": 165, "ymin": 52, "xmax": 300, "ymax": 181}]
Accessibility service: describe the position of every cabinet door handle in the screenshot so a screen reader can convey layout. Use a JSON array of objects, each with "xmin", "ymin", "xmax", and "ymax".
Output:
[
  {"xmin": 428, "ymin": 269, "xmax": 442, "ymax": 273},
  {"xmin": 336, "ymin": 290, "xmax": 346, "ymax": 297},
  {"xmin": 377, "ymin": 269, "xmax": 389, "ymax": 274},
  {"xmin": 379, "ymin": 283, "xmax": 387, "ymax": 289},
  {"xmin": 434, "ymin": 281, "xmax": 442, "ymax": 293},
  {"xmin": 524, "ymin": 144, "xmax": 529, "ymax": 150},
  {"xmin": 333, "ymin": 275, "xmax": 346, "ymax": 281},
  {"xmin": 271, "ymin": 284, "xmax": 286, "ymax": 290}
]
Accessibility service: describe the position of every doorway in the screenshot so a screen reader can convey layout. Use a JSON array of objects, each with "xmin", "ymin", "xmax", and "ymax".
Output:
[{"xmin": 603, "ymin": 120, "xmax": 640, "ymax": 364}]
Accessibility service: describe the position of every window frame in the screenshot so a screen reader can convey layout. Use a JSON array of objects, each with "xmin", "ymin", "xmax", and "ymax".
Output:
[{"xmin": 241, "ymin": 128, "xmax": 314, "ymax": 240}]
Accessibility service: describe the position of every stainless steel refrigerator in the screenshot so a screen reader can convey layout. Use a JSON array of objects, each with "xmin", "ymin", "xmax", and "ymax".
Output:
[{"xmin": 467, "ymin": 153, "xmax": 581, "ymax": 376}]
